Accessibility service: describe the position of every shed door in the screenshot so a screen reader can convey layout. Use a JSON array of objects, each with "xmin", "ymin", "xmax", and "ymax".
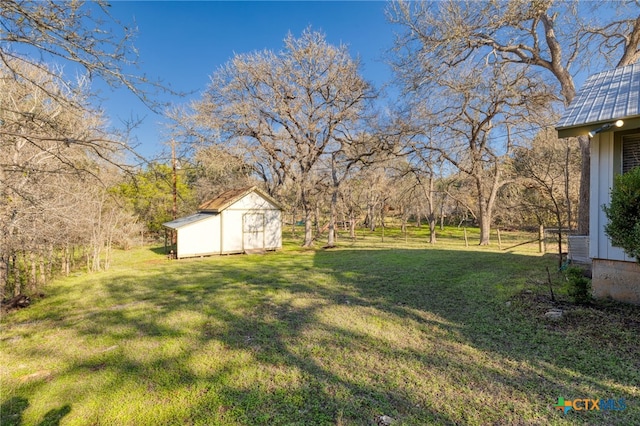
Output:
[{"xmin": 243, "ymin": 213, "xmax": 265, "ymax": 251}]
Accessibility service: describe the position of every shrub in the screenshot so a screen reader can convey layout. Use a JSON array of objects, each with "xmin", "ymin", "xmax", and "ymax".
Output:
[
  {"xmin": 603, "ymin": 166, "xmax": 640, "ymax": 262},
  {"xmin": 565, "ymin": 266, "xmax": 591, "ymax": 304}
]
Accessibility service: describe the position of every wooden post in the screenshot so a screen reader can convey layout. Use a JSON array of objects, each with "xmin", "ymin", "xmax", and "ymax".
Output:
[
  {"xmin": 464, "ymin": 227, "xmax": 468, "ymax": 247},
  {"xmin": 539, "ymin": 225, "xmax": 545, "ymax": 254},
  {"xmin": 497, "ymin": 228, "xmax": 502, "ymax": 250}
]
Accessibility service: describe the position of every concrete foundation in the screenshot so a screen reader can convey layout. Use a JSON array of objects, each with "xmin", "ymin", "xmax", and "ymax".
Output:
[{"xmin": 592, "ymin": 259, "xmax": 640, "ymax": 305}]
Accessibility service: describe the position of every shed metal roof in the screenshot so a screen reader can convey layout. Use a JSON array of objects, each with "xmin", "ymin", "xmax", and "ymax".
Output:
[
  {"xmin": 163, "ymin": 212, "xmax": 216, "ymax": 230},
  {"xmin": 557, "ymin": 63, "xmax": 640, "ymax": 131}
]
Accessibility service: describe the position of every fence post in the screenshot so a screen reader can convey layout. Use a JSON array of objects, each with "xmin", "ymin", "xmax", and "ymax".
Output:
[
  {"xmin": 539, "ymin": 225, "xmax": 545, "ymax": 254},
  {"xmin": 497, "ymin": 228, "xmax": 502, "ymax": 250},
  {"xmin": 464, "ymin": 227, "xmax": 468, "ymax": 247}
]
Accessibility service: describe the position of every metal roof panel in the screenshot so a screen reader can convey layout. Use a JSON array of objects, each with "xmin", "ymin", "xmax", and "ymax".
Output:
[
  {"xmin": 163, "ymin": 212, "xmax": 216, "ymax": 229},
  {"xmin": 557, "ymin": 63, "xmax": 640, "ymax": 130}
]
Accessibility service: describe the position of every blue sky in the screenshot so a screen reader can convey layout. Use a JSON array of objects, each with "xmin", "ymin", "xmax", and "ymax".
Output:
[{"xmin": 100, "ymin": 1, "xmax": 395, "ymax": 160}]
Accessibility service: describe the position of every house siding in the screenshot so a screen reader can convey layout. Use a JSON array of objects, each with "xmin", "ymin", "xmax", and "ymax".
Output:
[
  {"xmin": 590, "ymin": 131, "xmax": 632, "ymax": 262},
  {"xmin": 557, "ymin": 63, "xmax": 640, "ymax": 304}
]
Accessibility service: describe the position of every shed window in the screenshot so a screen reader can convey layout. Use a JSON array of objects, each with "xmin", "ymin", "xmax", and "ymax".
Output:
[{"xmin": 623, "ymin": 133, "xmax": 640, "ymax": 173}]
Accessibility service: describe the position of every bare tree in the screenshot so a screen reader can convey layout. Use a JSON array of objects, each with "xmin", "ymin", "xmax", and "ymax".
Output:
[
  {"xmin": 191, "ymin": 29, "xmax": 374, "ymax": 246},
  {"xmin": 0, "ymin": 0, "xmax": 165, "ymax": 111},
  {"xmin": 400, "ymin": 62, "xmax": 551, "ymax": 244},
  {"xmin": 321, "ymin": 129, "xmax": 394, "ymax": 247},
  {"xmin": 190, "ymin": 145, "xmax": 256, "ymax": 202},
  {"xmin": 0, "ymin": 1, "xmax": 186, "ymax": 296},
  {"xmin": 387, "ymin": 0, "xmax": 640, "ymax": 235},
  {"xmin": 511, "ymin": 127, "xmax": 581, "ymax": 265},
  {"xmin": 0, "ymin": 58, "xmax": 137, "ymax": 296},
  {"xmin": 410, "ymin": 160, "xmax": 441, "ymax": 244}
]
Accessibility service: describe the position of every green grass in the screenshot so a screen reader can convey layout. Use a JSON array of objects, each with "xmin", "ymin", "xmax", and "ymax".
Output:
[{"xmin": 1, "ymin": 228, "xmax": 639, "ymax": 425}]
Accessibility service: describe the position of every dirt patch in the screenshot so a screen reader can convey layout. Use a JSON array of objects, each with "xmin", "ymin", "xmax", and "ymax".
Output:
[{"xmin": 20, "ymin": 370, "xmax": 53, "ymax": 383}]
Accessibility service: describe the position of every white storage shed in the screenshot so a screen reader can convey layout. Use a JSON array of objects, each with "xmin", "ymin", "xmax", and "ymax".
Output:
[{"xmin": 163, "ymin": 186, "xmax": 283, "ymax": 259}]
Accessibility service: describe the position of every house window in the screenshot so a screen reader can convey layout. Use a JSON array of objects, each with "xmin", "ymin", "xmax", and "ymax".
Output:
[{"xmin": 622, "ymin": 133, "xmax": 640, "ymax": 173}]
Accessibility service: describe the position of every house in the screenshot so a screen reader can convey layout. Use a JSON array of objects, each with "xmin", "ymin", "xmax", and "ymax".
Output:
[
  {"xmin": 556, "ymin": 62, "xmax": 640, "ymax": 304},
  {"xmin": 163, "ymin": 186, "xmax": 283, "ymax": 259}
]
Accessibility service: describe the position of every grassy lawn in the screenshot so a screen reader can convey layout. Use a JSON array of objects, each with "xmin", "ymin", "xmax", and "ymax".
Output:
[{"xmin": 1, "ymin": 228, "xmax": 639, "ymax": 425}]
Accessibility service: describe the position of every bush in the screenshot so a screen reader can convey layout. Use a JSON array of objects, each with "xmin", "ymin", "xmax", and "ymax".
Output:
[
  {"xmin": 565, "ymin": 266, "xmax": 591, "ymax": 304},
  {"xmin": 603, "ymin": 166, "xmax": 640, "ymax": 262}
]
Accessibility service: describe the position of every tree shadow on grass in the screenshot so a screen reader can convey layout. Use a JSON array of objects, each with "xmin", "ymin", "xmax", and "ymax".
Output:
[
  {"xmin": 36, "ymin": 405, "xmax": 71, "ymax": 426},
  {"xmin": 54, "ymin": 251, "xmax": 462, "ymax": 424},
  {"xmin": 311, "ymin": 248, "xmax": 640, "ymax": 423},
  {"xmin": 0, "ymin": 397, "xmax": 28, "ymax": 426},
  {"xmin": 88, "ymin": 261, "xmax": 457, "ymax": 424},
  {"xmin": 4, "ymin": 247, "xmax": 639, "ymax": 424},
  {"xmin": 0, "ymin": 398, "xmax": 71, "ymax": 426}
]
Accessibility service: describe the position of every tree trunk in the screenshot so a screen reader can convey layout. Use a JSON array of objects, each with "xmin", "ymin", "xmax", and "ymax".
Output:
[
  {"xmin": 476, "ymin": 179, "xmax": 491, "ymax": 246},
  {"xmin": 427, "ymin": 177, "xmax": 436, "ymax": 243},
  {"xmin": 479, "ymin": 214, "xmax": 491, "ymax": 246},
  {"xmin": 327, "ymin": 189, "xmax": 338, "ymax": 247},
  {"xmin": 577, "ymin": 135, "xmax": 590, "ymax": 235},
  {"xmin": 327, "ymin": 154, "xmax": 339, "ymax": 247},
  {"xmin": 556, "ymin": 213, "xmax": 564, "ymax": 270},
  {"xmin": 0, "ymin": 253, "xmax": 7, "ymax": 300},
  {"xmin": 301, "ymin": 190, "xmax": 314, "ymax": 247},
  {"xmin": 366, "ymin": 202, "xmax": 376, "ymax": 231},
  {"xmin": 314, "ymin": 204, "xmax": 321, "ymax": 237},
  {"xmin": 428, "ymin": 213, "xmax": 437, "ymax": 244},
  {"xmin": 13, "ymin": 254, "xmax": 21, "ymax": 297},
  {"xmin": 303, "ymin": 212, "xmax": 313, "ymax": 247},
  {"xmin": 291, "ymin": 209, "xmax": 297, "ymax": 235},
  {"xmin": 46, "ymin": 244, "xmax": 53, "ymax": 281},
  {"xmin": 39, "ymin": 254, "xmax": 46, "ymax": 287},
  {"xmin": 564, "ymin": 138, "xmax": 573, "ymax": 231},
  {"xmin": 63, "ymin": 244, "xmax": 70, "ymax": 276},
  {"xmin": 349, "ymin": 212, "xmax": 357, "ymax": 239},
  {"xmin": 30, "ymin": 252, "xmax": 37, "ymax": 293}
]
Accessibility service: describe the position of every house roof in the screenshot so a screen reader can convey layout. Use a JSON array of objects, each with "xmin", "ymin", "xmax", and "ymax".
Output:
[
  {"xmin": 557, "ymin": 63, "xmax": 640, "ymax": 136},
  {"xmin": 163, "ymin": 212, "xmax": 216, "ymax": 230},
  {"xmin": 198, "ymin": 186, "xmax": 284, "ymax": 213}
]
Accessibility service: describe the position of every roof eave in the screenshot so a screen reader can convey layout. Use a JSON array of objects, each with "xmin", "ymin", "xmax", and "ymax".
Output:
[{"xmin": 557, "ymin": 115, "xmax": 640, "ymax": 139}]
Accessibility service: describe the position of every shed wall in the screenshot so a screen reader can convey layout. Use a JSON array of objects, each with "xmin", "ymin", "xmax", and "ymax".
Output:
[
  {"xmin": 221, "ymin": 209, "xmax": 244, "ymax": 253},
  {"xmin": 219, "ymin": 192, "xmax": 282, "ymax": 254},
  {"xmin": 176, "ymin": 216, "xmax": 220, "ymax": 258}
]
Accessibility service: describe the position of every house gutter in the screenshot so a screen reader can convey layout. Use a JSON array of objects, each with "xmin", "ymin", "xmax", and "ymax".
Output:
[{"xmin": 557, "ymin": 116, "xmax": 640, "ymax": 139}]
